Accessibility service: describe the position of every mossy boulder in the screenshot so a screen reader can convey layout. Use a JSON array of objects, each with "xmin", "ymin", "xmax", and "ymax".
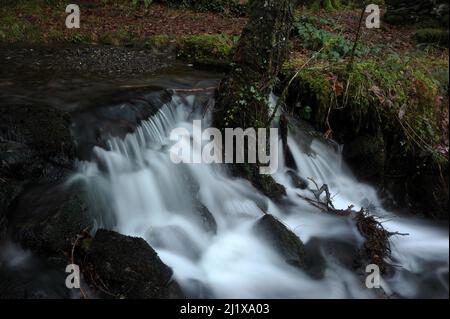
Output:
[
  {"xmin": 84, "ymin": 229, "xmax": 183, "ymax": 299},
  {"xmin": 143, "ymin": 34, "xmax": 235, "ymax": 70},
  {"xmin": 254, "ymin": 214, "xmax": 306, "ymax": 269},
  {"xmin": 177, "ymin": 34, "xmax": 235, "ymax": 68}
]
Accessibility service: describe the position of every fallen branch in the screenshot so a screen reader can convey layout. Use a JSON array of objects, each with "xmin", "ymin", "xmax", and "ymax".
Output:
[
  {"xmin": 172, "ymin": 86, "xmax": 217, "ymax": 93},
  {"xmin": 307, "ymin": 178, "xmax": 335, "ymax": 210},
  {"xmin": 354, "ymin": 210, "xmax": 392, "ymax": 273},
  {"xmin": 297, "ymin": 194, "xmax": 352, "ymax": 216},
  {"xmin": 298, "ymin": 187, "xmax": 408, "ymax": 273}
]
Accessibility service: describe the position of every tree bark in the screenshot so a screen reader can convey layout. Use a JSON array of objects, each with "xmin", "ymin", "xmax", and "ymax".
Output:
[{"xmin": 213, "ymin": 0, "xmax": 300, "ymax": 200}]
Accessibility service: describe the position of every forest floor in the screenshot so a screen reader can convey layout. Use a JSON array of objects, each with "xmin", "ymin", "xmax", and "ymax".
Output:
[{"xmin": 0, "ymin": 2, "xmax": 440, "ymax": 53}]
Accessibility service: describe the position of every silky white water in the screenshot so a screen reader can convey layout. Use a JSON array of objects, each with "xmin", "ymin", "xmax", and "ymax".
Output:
[{"xmin": 71, "ymin": 91, "xmax": 449, "ymax": 299}]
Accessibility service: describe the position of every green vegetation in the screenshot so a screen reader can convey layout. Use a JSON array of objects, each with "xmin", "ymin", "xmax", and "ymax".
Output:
[
  {"xmin": 0, "ymin": 13, "xmax": 35, "ymax": 42},
  {"xmin": 413, "ymin": 28, "xmax": 449, "ymax": 47},
  {"xmin": 293, "ymin": 16, "xmax": 380, "ymax": 61},
  {"xmin": 283, "ymin": 54, "xmax": 448, "ymax": 156},
  {"xmin": 176, "ymin": 33, "xmax": 237, "ymax": 65}
]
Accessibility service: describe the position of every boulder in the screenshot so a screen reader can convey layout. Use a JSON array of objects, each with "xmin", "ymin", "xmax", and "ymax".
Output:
[
  {"xmin": 11, "ymin": 185, "xmax": 92, "ymax": 262},
  {"xmin": 182, "ymin": 170, "xmax": 218, "ymax": 234},
  {"xmin": 84, "ymin": 229, "xmax": 183, "ymax": 299},
  {"xmin": 286, "ymin": 170, "xmax": 308, "ymax": 190},
  {"xmin": 0, "ymin": 103, "xmax": 75, "ymax": 182},
  {"xmin": 303, "ymin": 237, "xmax": 359, "ymax": 279},
  {"xmin": 194, "ymin": 202, "xmax": 218, "ymax": 234},
  {"xmin": 254, "ymin": 214, "xmax": 305, "ymax": 269}
]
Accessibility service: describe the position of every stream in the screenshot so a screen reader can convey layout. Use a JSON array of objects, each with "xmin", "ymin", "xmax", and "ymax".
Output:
[
  {"xmin": 0, "ymin": 63, "xmax": 448, "ymax": 299},
  {"xmin": 66, "ymin": 69, "xmax": 448, "ymax": 299}
]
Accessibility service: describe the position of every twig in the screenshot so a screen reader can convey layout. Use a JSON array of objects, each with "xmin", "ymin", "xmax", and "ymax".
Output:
[
  {"xmin": 346, "ymin": 5, "xmax": 366, "ymax": 73},
  {"xmin": 70, "ymin": 226, "xmax": 91, "ymax": 299},
  {"xmin": 388, "ymin": 231, "xmax": 410, "ymax": 237},
  {"xmin": 307, "ymin": 177, "xmax": 335, "ymax": 209}
]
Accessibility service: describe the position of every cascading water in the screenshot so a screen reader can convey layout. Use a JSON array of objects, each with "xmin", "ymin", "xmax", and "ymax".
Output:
[{"xmin": 70, "ymin": 86, "xmax": 449, "ymax": 299}]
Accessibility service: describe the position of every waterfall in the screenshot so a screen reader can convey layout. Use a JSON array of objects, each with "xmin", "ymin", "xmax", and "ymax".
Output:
[{"xmin": 70, "ymin": 91, "xmax": 449, "ymax": 299}]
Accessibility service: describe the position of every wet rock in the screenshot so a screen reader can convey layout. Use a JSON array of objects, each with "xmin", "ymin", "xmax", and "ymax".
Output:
[
  {"xmin": 254, "ymin": 214, "xmax": 305, "ymax": 269},
  {"xmin": 0, "ymin": 102, "xmax": 75, "ymax": 182},
  {"xmin": 71, "ymin": 89, "xmax": 173, "ymax": 160},
  {"xmin": 84, "ymin": 229, "xmax": 182, "ymax": 299},
  {"xmin": 182, "ymin": 170, "xmax": 218, "ymax": 234},
  {"xmin": 11, "ymin": 185, "xmax": 92, "ymax": 263},
  {"xmin": 286, "ymin": 170, "xmax": 308, "ymax": 190},
  {"xmin": 194, "ymin": 202, "xmax": 218, "ymax": 234},
  {"xmin": 303, "ymin": 237, "xmax": 359, "ymax": 279}
]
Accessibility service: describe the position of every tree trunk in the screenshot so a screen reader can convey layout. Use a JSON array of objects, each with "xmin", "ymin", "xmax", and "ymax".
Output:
[{"xmin": 213, "ymin": 0, "xmax": 300, "ymax": 200}]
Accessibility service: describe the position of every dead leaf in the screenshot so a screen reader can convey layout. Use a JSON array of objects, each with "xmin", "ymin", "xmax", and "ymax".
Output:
[{"xmin": 370, "ymin": 85, "xmax": 385, "ymax": 104}]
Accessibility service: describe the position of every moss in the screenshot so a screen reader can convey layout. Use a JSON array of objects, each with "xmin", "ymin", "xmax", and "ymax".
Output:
[
  {"xmin": 283, "ymin": 54, "xmax": 447, "ymax": 155},
  {"xmin": 144, "ymin": 34, "xmax": 172, "ymax": 49},
  {"xmin": 177, "ymin": 33, "xmax": 235, "ymax": 64},
  {"xmin": 141, "ymin": 33, "xmax": 236, "ymax": 69},
  {"xmin": 413, "ymin": 28, "xmax": 449, "ymax": 47},
  {"xmin": 0, "ymin": 14, "xmax": 36, "ymax": 43}
]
